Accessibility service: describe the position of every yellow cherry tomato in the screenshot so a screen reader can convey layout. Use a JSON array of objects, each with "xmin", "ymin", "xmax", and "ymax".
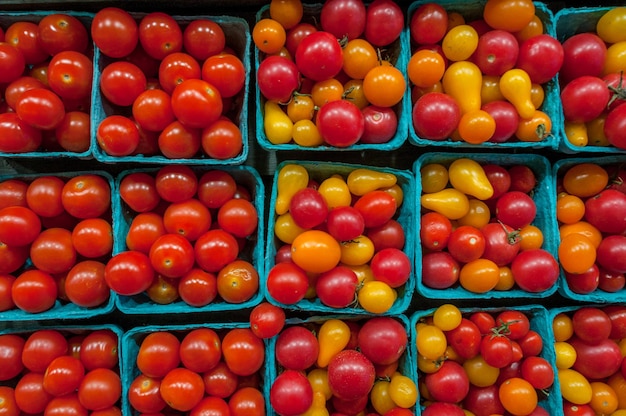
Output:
[
  {"xmin": 339, "ymin": 235, "xmax": 375, "ymax": 266},
  {"xmin": 554, "ymin": 341, "xmax": 577, "ymax": 369},
  {"xmin": 343, "ymin": 79, "xmax": 369, "ymax": 109},
  {"xmin": 357, "ymin": 280, "xmax": 396, "ymax": 314},
  {"xmin": 458, "ymin": 199, "xmax": 491, "ymax": 229},
  {"xmin": 494, "ymin": 266, "xmax": 516, "ymax": 291},
  {"xmin": 432, "ymin": 303, "xmax": 462, "ymax": 331},
  {"xmin": 604, "ymin": 41, "xmax": 626, "ymax": 75},
  {"xmin": 421, "ymin": 163, "xmax": 449, "ymax": 194},
  {"xmin": 275, "ymin": 163, "xmax": 309, "ymax": 215},
  {"xmin": 564, "ymin": 121, "xmax": 589, "ymax": 147},
  {"xmin": 463, "ymin": 355, "xmax": 500, "ymax": 387},
  {"xmin": 371, "ymin": 380, "xmax": 397, "ymax": 415},
  {"xmin": 597, "ymin": 7, "xmax": 626, "ymax": 43},
  {"xmin": 559, "ymin": 368, "xmax": 593, "ymax": 405},
  {"xmin": 416, "ymin": 324, "xmax": 447, "ymax": 360},
  {"xmin": 274, "ymin": 212, "xmax": 305, "ymax": 244},
  {"xmin": 481, "ymin": 75, "xmax": 505, "ymax": 104},
  {"xmin": 389, "ymin": 373, "xmax": 418, "ymax": 408},
  {"xmin": 586, "ymin": 115, "xmax": 611, "ymax": 146},
  {"xmin": 318, "ymin": 176, "xmax": 352, "ymax": 209},
  {"xmin": 307, "ymin": 368, "xmax": 332, "ymax": 399},
  {"xmin": 287, "ymin": 94, "xmax": 315, "ymax": 122},
  {"xmin": 293, "ymin": 119, "xmax": 324, "ymax": 147},
  {"xmin": 553, "ymin": 312, "xmax": 574, "ymax": 342},
  {"xmin": 442, "ymin": 24, "xmax": 479, "ymax": 61}
]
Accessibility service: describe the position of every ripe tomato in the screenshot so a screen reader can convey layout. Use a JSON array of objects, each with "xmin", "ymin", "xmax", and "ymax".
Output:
[
  {"xmin": 104, "ymin": 251, "xmax": 154, "ymax": 296},
  {"xmin": 424, "ymin": 360, "xmax": 470, "ymax": 403},
  {"xmin": 55, "ymin": 110, "xmax": 91, "ymax": 153},
  {"xmin": 47, "ymin": 51, "xmax": 93, "ymax": 101},
  {"xmin": 154, "ymin": 165, "xmax": 198, "ymax": 203},
  {"xmin": 216, "ymin": 260, "xmax": 259, "ymax": 303},
  {"xmin": 0, "ymin": 112, "xmax": 42, "ymax": 153},
  {"xmin": 363, "ymin": 65, "xmax": 406, "ymax": 108},
  {"xmin": 197, "ymin": 169, "xmax": 237, "ymax": 209},
  {"xmin": 291, "ymin": 229, "xmax": 341, "ymax": 274},
  {"xmin": 171, "ymin": 79, "xmax": 223, "ymax": 129},
  {"xmin": 410, "ymin": 2, "xmax": 447, "ymax": 45},
  {"xmin": 498, "ymin": 377, "xmax": 538, "ymax": 415},
  {"xmin": 0, "ymin": 42, "xmax": 26, "ymax": 84},
  {"xmin": 315, "ymin": 265, "xmax": 359, "ymax": 308},
  {"xmin": 158, "ymin": 51, "xmax": 201, "ymax": 94},
  {"xmin": 221, "ymin": 328, "xmax": 265, "ymax": 377},
  {"xmin": 194, "ymin": 229, "xmax": 240, "ymax": 273},
  {"xmin": 128, "ymin": 374, "xmax": 165, "ymax": 414},
  {"xmin": 201, "ymin": 53, "xmax": 245, "ymax": 98},
  {"xmin": 561, "ymin": 76, "xmax": 610, "ymax": 123},
  {"xmin": 43, "ymin": 355, "xmax": 85, "ymax": 397},
  {"xmin": 275, "ymin": 325, "xmax": 319, "ymax": 371},
  {"xmin": 257, "ymin": 55, "xmax": 300, "ymax": 102},
  {"xmin": 100, "ymin": 61, "xmax": 147, "ymax": 107},
  {"xmin": 5, "ymin": 21, "xmax": 48, "ymax": 65},
  {"xmin": 138, "ymin": 12, "xmax": 183, "ymax": 60},
  {"xmin": 413, "ymin": 92, "xmax": 461, "ymax": 141},
  {"xmin": 178, "ymin": 328, "xmax": 221, "ymax": 374},
  {"xmin": 132, "ymin": 89, "xmax": 176, "ymax": 132},
  {"xmin": 560, "ymin": 33, "xmax": 607, "ymax": 84},
  {"xmin": 511, "ymin": 248, "xmax": 559, "ymax": 292},
  {"xmin": 229, "ymin": 386, "xmax": 265, "ymax": 416},
  {"xmin": 14, "ymin": 372, "xmax": 52, "ymax": 414},
  {"xmin": 38, "ymin": 13, "xmax": 88, "ymax": 55},
  {"xmin": 365, "ymin": 0, "xmax": 403, "ymax": 47},
  {"xmin": 61, "ymin": 174, "xmax": 111, "ymax": 219},
  {"xmin": 29, "ymin": 227, "xmax": 76, "ymax": 275},
  {"xmin": 15, "ymin": 88, "xmax": 65, "ymax": 130},
  {"xmin": 178, "ymin": 268, "xmax": 218, "ymax": 307},
  {"xmin": 91, "ymin": 7, "xmax": 138, "ymax": 58},
  {"xmin": 270, "ymin": 369, "xmax": 313, "ymax": 416},
  {"xmin": 249, "ymin": 302, "xmax": 286, "ymax": 339},
  {"xmin": 201, "ymin": 118, "xmax": 243, "ymax": 160},
  {"xmin": 184, "ymin": 18, "xmax": 225, "ymax": 61},
  {"xmin": 149, "ymin": 233, "xmax": 195, "ymax": 278},
  {"xmin": 316, "ymin": 99, "xmax": 365, "ymax": 147},
  {"xmin": 266, "ymin": 261, "xmax": 309, "ymax": 305},
  {"xmin": 64, "ymin": 260, "xmax": 110, "ymax": 308}
]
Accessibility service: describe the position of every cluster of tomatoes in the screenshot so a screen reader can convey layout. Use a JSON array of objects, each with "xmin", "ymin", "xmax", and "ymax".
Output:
[
  {"xmin": 108, "ymin": 165, "xmax": 260, "ymax": 308},
  {"xmin": 0, "ymin": 173, "xmax": 113, "ymax": 314},
  {"xmin": 559, "ymin": 7, "xmax": 626, "ymax": 149},
  {"xmin": 91, "ymin": 8, "xmax": 246, "ymax": 160},
  {"xmin": 0, "ymin": 327, "xmax": 122, "ymax": 415},
  {"xmin": 419, "ymin": 156, "xmax": 559, "ymax": 294},
  {"xmin": 255, "ymin": 0, "xmax": 406, "ymax": 147},
  {"xmin": 128, "ymin": 326, "xmax": 265, "ymax": 414},
  {"xmin": 552, "ymin": 305, "xmax": 626, "ymax": 415},
  {"xmin": 556, "ymin": 162, "xmax": 626, "ymax": 295},
  {"xmin": 270, "ymin": 316, "xmax": 416, "ymax": 416},
  {"xmin": 416, "ymin": 305, "xmax": 555, "ymax": 416},
  {"xmin": 409, "ymin": 0, "xmax": 559, "ymax": 145},
  {"xmin": 266, "ymin": 163, "xmax": 411, "ymax": 315},
  {"xmin": 0, "ymin": 13, "xmax": 93, "ymax": 154}
]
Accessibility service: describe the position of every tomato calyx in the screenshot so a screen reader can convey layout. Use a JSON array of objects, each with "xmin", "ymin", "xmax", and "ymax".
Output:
[
  {"xmin": 492, "ymin": 319, "xmax": 520, "ymax": 337},
  {"xmin": 497, "ymin": 220, "xmax": 522, "ymax": 245},
  {"xmin": 607, "ymin": 71, "xmax": 626, "ymax": 108}
]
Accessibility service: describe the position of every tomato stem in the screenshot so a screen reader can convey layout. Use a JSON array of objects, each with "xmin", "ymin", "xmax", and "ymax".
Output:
[{"xmin": 607, "ymin": 71, "xmax": 626, "ymax": 108}]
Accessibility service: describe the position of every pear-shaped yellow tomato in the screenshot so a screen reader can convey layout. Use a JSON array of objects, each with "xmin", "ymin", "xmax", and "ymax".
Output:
[
  {"xmin": 274, "ymin": 163, "xmax": 309, "ymax": 215},
  {"xmin": 448, "ymin": 158, "xmax": 494, "ymax": 200},
  {"xmin": 347, "ymin": 168, "xmax": 397, "ymax": 196},
  {"xmin": 442, "ymin": 60, "xmax": 483, "ymax": 114},
  {"xmin": 421, "ymin": 188, "xmax": 470, "ymax": 220},
  {"xmin": 500, "ymin": 68, "xmax": 535, "ymax": 119},
  {"xmin": 316, "ymin": 319, "xmax": 351, "ymax": 368},
  {"xmin": 264, "ymin": 100, "xmax": 293, "ymax": 144}
]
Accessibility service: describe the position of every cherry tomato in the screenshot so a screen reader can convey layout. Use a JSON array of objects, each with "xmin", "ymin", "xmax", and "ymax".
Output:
[{"xmin": 91, "ymin": 7, "xmax": 138, "ymax": 58}]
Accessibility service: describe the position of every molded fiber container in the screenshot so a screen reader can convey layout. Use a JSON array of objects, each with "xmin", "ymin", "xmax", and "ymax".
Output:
[
  {"xmin": 91, "ymin": 14, "xmax": 250, "ymax": 165},
  {"xmin": 121, "ymin": 322, "xmax": 269, "ymax": 416},
  {"xmin": 0, "ymin": 170, "xmax": 116, "ymax": 322},
  {"xmin": 265, "ymin": 161, "xmax": 416, "ymax": 315},
  {"xmin": 406, "ymin": 1, "xmax": 561, "ymax": 150},
  {"xmin": 0, "ymin": 11, "xmax": 95, "ymax": 159},
  {"xmin": 411, "ymin": 305, "xmax": 559, "ymax": 415},
  {"xmin": 555, "ymin": 7, "xmax": 626, "ymax": 154},
  {"xmin": 112, "ymin": 165, "xmax": 265, "ymax": 315},
  {"xmin": 268, "ymin": 314, "xmax": 417, "ymax": 415},
  {"xmin": 554, "ymin": 156, "xmax": 626, "ymax": 303},
  {"xmin": 254, "ymin": 3, "xmax": 410, "ymax": 151},
  {"xmin": 414, "ymin": 153, "xmax": 559, "ymax": 300}
]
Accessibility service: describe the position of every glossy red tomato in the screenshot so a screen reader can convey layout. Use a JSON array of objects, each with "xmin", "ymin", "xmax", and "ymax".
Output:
[
  {"xmin": 43, "ymin": 355, "xmax": 85, "ymax": 397},
  {"xmin": 229, "ymin": 386, "xmax": 265, "ymax": 416},
  {"xmin": 0, "ymin": 178, "xmax": 28, "ymax": 210},
  {"xmin": 194, "ymin": 229, "xmax": 239, "ymax": 273},
  {"xmin": 61, "ymin": 174, "xmax": 111, "ymax": 219},
  {"xmin": 21, "ymin": 330, "xmax": 68, "ymax": 374},
  {"xmin": 15, "ymin": 88, "xmax": 65, "ymax": 130},
  {"xmin": 132, "ymin": 89, "xmax": 176, "ymax": 132},
  {"xmin": 91, "ymin": 7, "xmax": 138, "ymax": 58},
  {"xmin": 316, "ymin": 265, "xmax": 359, "ymax": 308},
  {"xmin": 275, "ymin": 325, "xmax": 319, "ymax": 371},
  {"xmin": 0, "ymin": 241, "xmax": 29, "ymax": 275},
  {"xmin": 79, "ymin": 329, "xmax": 119, "ymax": 371},
  {"xmin": 104, "ymin": 251, "xmax": 155, "ymax": 296},
  {"xmin": 128, "ymin": 374, "xmax": 165, "ymax": 414},
  {"xmin": 483, "ymin": 100, "xmax": 519, "ymax": 143},
  {"xmin": 413, "ymin": 92, "xmax": 460, "ymax": 141},
  {"xmin": 0, "ymin": 274, "xmax": 16, "ymax": 312},
  {"xmin": 0, "ymin": 112, "xmax": 43, "ymax": 153},
  {"xmin": 0, "ymin": 334, "xmax": 25, "ymax": 381},
  {"xmin": 358, "ymin": 316, "xmax": 407, "ymax": 365},
  {"xmin": 370, "ymin": 247, "xmax": 411, "ymax": 288},
  {"xmin": 77, "ymin": 368, "xmax": 121, "ymax": 411},
  {"xmin": 365, "ymin": 0, "xmax": 404, "ymax": 47},
  {"xmin": 0, "ymin": 205, "xmax": 41, "ymax": 246},
  {"xmin": 154, "ymin": 165, "xmax": 198, "ymax": 203},
  {"xmin": 511, "ymin": 248, "xmax": 559, "ymax": 292},
  {"xmin": 162, "ymin": 198, "xmax": 211, "ymax": 241},
  {"xmin": 249, "ymin": 302, "xmax": 286, "ymax": 339},
  {"xmin": 516, "ymin": 34, "xmax": 564, "ymax": 84},
  {"xmin": 14, "ymin": 372, "xmax": 52, "ymax": 414},
  {"xmin": 100, "ymin": 61, "xmax": 147, "ymax": 106},
  {"xmin": 257, "ymin": 55, "xmax": 300, "ymax": 102},
  {"xmin": 321, "ymin": 0, "xmax": 366, "ymax": 40},
  {"xmin": 179, "ymin": 328, "xmax": 221, "ymax": 373},
  {"xmin": 217, "ymin": 198, "xmax": 258, "ymax": 238},
  {"xmin": 158, "ymin": 120, "xmax": 202, "ymax": 159},
  {"xmin": 422, "ymin": 251, "xmax": 460, "ymax": 289},
  {"xmin": 197, "ymin": 170, "xmax": 237, "ymax": 209},
  {"xmin": 221, "ymin": 328, "xmax": 265, "ymax": 377},
  {"xmin": 170, "ymin": 78, "xmax": 223, "ymax": 129},
  {"xmin": 560, "ymin": 76, "xmax": 610, "ymax": 123},
  {"xmin": 560, "ymin": 33, "xmax": 607, "ymax": 84},
  {"xmin": 55, "ymin": 110, "xmax": 91, "ymax": 153},
  {"xmin": 148, "ymin": 233, "xmax": 195, "ymax": 278},
  {"xmin": 177, "ymin": 268, "xmax": 218, "ymax": 307},
  {"xmin": 266, "ymin": 262, "xmax": 309, "ymax": 305},
  {"xmin": 125, "ymin": 212, "xmax": 165, "ymax": 253},
  {"xmin": 0, "ymin": 42, "xmax": 26, "ymax": 84},
  {"xmin": 64, "ymin": 260, "xmax": 110, "ymax": 308},
  {"xmin": 4, "ymin": 21, "xmax": 48, "ymax": 65},
  {"xmin": 0, "ymin": 386, "xmax": 18, "ymax": 416},
  {"xmin": 97, "ymin": 115, "xmax": 140, "ymax": 156},
  {"xmin": 4, "ymin": 76, "xmax": 47, "ymax": 110},
  {"xmin": 270, "ymin": 369, "xmax": 313, "ymax": 416},
  {"xmin": 38, "ymin": 13, "xmax": 88, "ymax": 55},
  {"xmin": 295, "ymin": 31, "xmax": 344, "ymax": 82},
  {"xmin": 202, "ymin": 53, "xmax": 245, "ymax": 98},
  {"xmin": 481, "ymin": 222, "xmax": 521, "ymax": 266},
  {"xmin": 183, "ymin": 19, "xmax": 225, "ymax": 61},
  {"xmin": 138, "ymin": 12, "xmax": 183, "ymax": 60},
  {"xmin": 410, "ymin": 2, "xmax": 448, "ymax": 45},
  {"xmin": 47, "ymin": 51, "xmax": 93, "ymax": 101},
  {"xmin": 29, "ymin": 227, "xmax": 76, "ymax": 274},
  {"xmin": 201, "ymin": 118, "xmax": 243, "ymax": 160},
  {"xmin": 119, "ymin": 172, "xmax": 160, "ymax": 213},
  {"xmin": 158, "ymin": 52, "xmax": 201, "ymax": 94},
  {"xmin": 202, "ymin": 361, "xmax": 238, "ymax": 398}
]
